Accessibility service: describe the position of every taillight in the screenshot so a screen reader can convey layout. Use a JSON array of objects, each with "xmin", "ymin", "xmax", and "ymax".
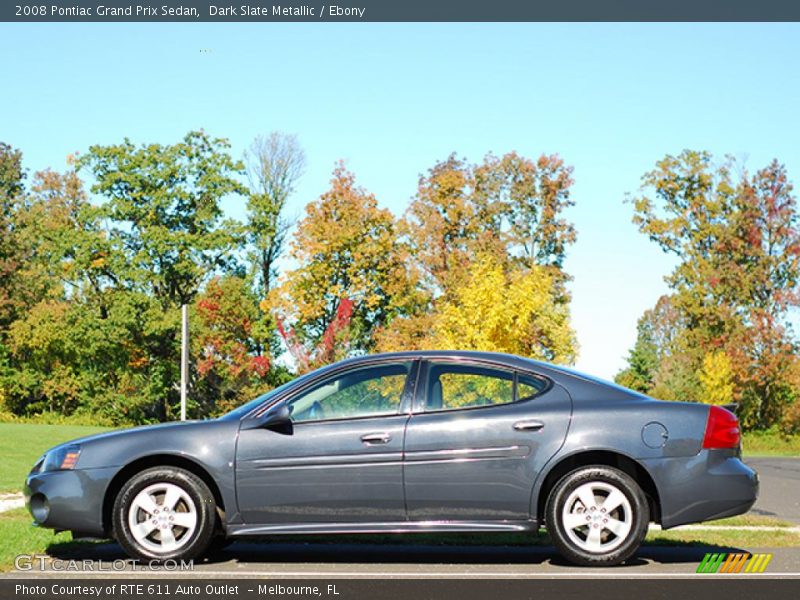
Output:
[{"xmin": 702, "ymin": 405, "xmax": 741, "ymax": 449}]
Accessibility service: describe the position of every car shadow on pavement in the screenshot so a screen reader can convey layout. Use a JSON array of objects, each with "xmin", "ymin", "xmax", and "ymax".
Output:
[{"xmin": 45, "ymin": 539, "xmax": 750, "ymax": 569}]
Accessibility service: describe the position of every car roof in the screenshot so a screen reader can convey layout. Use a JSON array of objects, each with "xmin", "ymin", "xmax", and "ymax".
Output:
[{"xmin": 336, "ymin": 350, "xmax": 611, "ymax": 387}]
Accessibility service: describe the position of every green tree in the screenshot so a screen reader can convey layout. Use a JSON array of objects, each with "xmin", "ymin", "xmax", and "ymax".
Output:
[
  {"xmin": 0, "ymin": 143, "xmax": 25, "ymax": 331},
  {"xmin": 78, "ymin": 131, "xmax": 247, "ymax": 420},
  {"xmin": 79, "ymin": 131, "xmax": 246, "ymax": 307}
]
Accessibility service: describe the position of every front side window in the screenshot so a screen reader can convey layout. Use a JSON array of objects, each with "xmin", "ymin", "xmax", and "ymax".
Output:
[
  {"xmin": 289, "ymin": 362, "xmax": 412, "ymax": 423},
  {"xmin": 427, "ymin": 363, "xmax": 514, "ymax": 410}
]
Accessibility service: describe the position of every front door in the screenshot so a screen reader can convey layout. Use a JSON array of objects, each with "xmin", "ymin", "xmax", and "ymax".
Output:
[
  {"xmin": 403, "ymin": 360, "xmax": 572, "ymax": 522},
  {"xmin": 236, "ymin": 360, "xmax": 416, "ymax": 525}
]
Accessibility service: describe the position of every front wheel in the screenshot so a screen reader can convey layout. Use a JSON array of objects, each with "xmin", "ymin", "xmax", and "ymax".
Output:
[
  {"xmin": 112, "ymin": 466, "xmax": 217, "ymax": 562},
  {"xmin": 545, "ymin": 465, "xmax": 649, "ymax": 566}
]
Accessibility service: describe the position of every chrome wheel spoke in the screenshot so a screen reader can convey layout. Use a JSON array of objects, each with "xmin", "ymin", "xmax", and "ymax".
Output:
[
  {"xmin": 602, "ymin": 489, "xmax": 626, "ymax": 513},
  {"xmin": 577, "ymin": 486, "xmax": 597, "ymax": 511},
  {"xmin": 132, "ymin": 491, "xmax": 160, "ymax": 516},
  {"xmin": 159, "ymin": 526, "xmax": 177, "ymax": 551},
  {"xmin": 603, "ymin": 516, "xmax": 631, "ymax": 538},
  {"xmin": 171, "ymin": 512, "xmax": 195, "ymax": 528},
  {"xmin": 162, "ymin": 484, "xmax": 182, "ymax": 511},
  {"xmin": 563, "ymin": 512, "xmax": 588, "ymax": 531},
  {"xmin": 130, "ymin": 519, "xmax": 157, "ymax": 542},
  {"xmin": 585, "ymin": 525, "xmax": 603, "ymax": 551}
]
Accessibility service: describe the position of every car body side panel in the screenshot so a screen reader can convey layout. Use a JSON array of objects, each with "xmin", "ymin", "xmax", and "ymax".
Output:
[
  {"xmin": 404, "ymin": 383, "xmax": 572, "ymax": 521},
  {"xmin": 235, "ymin": 415, "xmax": 409, "ymax": 524},
  {"xmin": 27, "ymin": 419, "xmax": 242, "ymax": 533},
  {"xmin": 25, "ymin": 467, "xmax": 117, "ymax": 537},
  {"xmin": 22, "ymin": 351, "xmax": 759, "ymax": 542},
  {"xmin": 529, "ymin": 378, "xmax": 757, "ymax": 526},
  {"xmin": 641, "ymin": 450, "xmax": 758, "ymax": 528}
]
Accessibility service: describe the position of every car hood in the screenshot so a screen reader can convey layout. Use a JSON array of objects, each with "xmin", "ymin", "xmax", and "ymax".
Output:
[{"xmin": 44, "ymin": 420, "xmax": 212, "ymax": 454}]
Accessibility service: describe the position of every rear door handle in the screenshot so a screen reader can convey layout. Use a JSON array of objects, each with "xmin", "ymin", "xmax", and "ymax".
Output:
[
  {"xmin": 513, "ymin": 420, "xmax": 545, "ymax": 432},
  {"xmin": 361, "ymin": 432, "xmax": 392, "ymax": 444}
]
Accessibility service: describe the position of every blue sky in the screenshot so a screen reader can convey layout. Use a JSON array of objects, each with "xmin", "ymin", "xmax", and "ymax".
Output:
[{"xmin": 2, "ymin": 23, "xmax": 799, "ymax": 378}]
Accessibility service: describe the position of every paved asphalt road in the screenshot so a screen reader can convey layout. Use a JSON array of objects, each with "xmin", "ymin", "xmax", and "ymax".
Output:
[
  {"xmin": 5, "ymin": 457, "xmax": 799, "ymax": 578},
  {"xmin": 12, "ymin": 543, "xmax": 800, "ymax": 578},
  {"xmin": 746, "ymin": 457, "xmax": 800, "ymax": 523}
]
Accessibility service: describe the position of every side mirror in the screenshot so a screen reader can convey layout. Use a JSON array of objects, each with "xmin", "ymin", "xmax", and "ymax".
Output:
[{"xmin": 240, "ymin": 400, "xmax": 292, "ymax": 431}]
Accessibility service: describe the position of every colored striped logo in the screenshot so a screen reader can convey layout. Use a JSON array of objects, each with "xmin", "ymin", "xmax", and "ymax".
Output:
[{"xmin": 696, "ymin": 553, "xmax": 773, "ymax": 573}]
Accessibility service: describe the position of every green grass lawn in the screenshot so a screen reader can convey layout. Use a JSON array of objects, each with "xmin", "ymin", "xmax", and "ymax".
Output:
[
  {"xmin": 742, "ymin": 430, "xmax": 800, "ymax": 457},
  {"xmin": 0, "ymin": 508, "xmax": 73, "ymax": 572},
  {"xmin": 0, "ymin": 423, "xmax": 111, "ymax": 493}
]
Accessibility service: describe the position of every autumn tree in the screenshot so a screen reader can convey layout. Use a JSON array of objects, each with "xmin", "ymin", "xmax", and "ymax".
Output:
[
  {"xmin": 271, "ymin": 164, "xmax": 424, "ymax": 367},
  {"xmin": 405, "ymin": 155, "xmax": 500, "ymax": 296},
  {"xmin": 406, "ymin": 152, "xmax": 575, "ymax": 297},
  {"xmin": 380, "ymin": 151, "xmax": 577, "ymax": 359},
  {"xmin": 191, "ymin": 275, "xmax": 290, "ymax": 415},
  {"xmin": 245, "ymin": 132, "xmax": 305, "ymax": 294},
  {"xmin": 433, "ymin": 255, "xmax": 576, "ymax": 363},
  {"xmin": 620, "ymin": 151, "xmax": 800, "ymax": 427}
]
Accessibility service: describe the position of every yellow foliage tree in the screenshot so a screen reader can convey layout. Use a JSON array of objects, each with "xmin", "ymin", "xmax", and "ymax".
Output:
[
  {"xmin": 697, "ymin": 351, "xmax": 735, "ymax": 405},
  {"xmin": 430, "ymin": 255, "xmax": 577, "ymax": 363}
]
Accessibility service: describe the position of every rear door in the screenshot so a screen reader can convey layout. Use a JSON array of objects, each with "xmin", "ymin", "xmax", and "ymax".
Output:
[{"xmin": 403, "ymin": 359, "xmax": 572, "ymax": 522}]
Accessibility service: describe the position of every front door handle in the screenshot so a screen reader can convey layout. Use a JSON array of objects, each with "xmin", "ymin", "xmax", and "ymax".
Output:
[
  {"xmin": 361, "ymin": 432, "xmax": 392, "ymax": 444},
  {"xmin": 513, "ymin": 420, "xmax": 545, "ymax": 432}
]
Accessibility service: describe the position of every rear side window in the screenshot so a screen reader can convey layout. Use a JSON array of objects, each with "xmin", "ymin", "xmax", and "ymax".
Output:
[
  {"xmin": 518, "ymin": 374, "xmax": 548, "ymax": 401},
  {"xmin": 425, "ymin": 363, "xmax": 549, "ymax": 412},
  {"xmin": 427, "ymin": 363, "xmax": 514, "ymax": 410}
]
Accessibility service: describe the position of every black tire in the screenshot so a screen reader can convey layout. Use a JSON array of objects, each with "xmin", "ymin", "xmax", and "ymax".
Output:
[
  {"xmin": 545, "ymin": 465, "xmax": 649, "ymax": 567},
  {"xmin": 112, "ymin": 466, "xmax": 217, "ymax": 562}
]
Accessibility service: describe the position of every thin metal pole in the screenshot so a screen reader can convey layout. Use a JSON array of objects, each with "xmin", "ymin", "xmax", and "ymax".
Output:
[{"xmin": 180, "ymin": 304, "xmax": 188, "ymax": 421}]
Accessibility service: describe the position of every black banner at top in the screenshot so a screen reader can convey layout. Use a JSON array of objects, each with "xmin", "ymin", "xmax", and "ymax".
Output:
[{"xmin": 3, "ymin": 0, "xmax": 800, "ymax": 22}]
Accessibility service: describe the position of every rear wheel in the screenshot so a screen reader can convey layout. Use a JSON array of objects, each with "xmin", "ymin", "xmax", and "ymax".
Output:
[
  {"xmin": 545, "ymin": 465, "xmax": 649, "ymax": 566},
  {"xmin": 113, "ymin": 467, "xmax": 216, "ymax": 562}
]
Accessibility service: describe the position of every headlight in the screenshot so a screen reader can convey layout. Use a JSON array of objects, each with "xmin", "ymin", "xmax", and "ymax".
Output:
[{"xmin": 41, "ymin": 445, "xmax": 81, "ymax": 471}]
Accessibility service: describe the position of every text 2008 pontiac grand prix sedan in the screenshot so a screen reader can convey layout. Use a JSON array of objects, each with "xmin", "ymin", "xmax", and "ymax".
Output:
[{"xmin": 25, "ymin": 351, "xmax": 758, "ymax": 566}]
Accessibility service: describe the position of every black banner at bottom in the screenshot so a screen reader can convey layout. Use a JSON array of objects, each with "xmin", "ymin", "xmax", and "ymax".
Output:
[{"xmin": 1, "ymin": 578, "xmax": 799, "ymax": 600}]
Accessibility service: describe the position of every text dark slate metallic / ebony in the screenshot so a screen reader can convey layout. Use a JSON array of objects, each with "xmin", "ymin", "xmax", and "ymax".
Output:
[{"xmin": 24, "ymin": 351, "xmax": 758, "ymax": 566}]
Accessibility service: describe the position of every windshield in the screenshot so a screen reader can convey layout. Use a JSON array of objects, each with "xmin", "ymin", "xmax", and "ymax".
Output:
[{"xmin": 220, "ymin": 378, "xmax": 298, "ymax": 420}]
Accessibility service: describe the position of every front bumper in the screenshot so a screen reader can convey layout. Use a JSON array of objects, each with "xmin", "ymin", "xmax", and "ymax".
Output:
[
  {"xmin": 24, "ymin": 466, "xmax": 118, "ymax": 538},
  {"xmin": 642, "ymin": 450, "xmax": 759, "ymax": 529}
]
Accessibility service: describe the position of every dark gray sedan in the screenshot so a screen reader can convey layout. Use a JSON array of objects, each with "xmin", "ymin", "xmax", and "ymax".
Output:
[{"xmin": 24, "ymin": 351, "xmax": 758, "ymax": 566}]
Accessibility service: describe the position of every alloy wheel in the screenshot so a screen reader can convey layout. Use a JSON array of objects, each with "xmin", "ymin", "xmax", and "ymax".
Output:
[
  {"xmin": 560, "ymin": 480, "xmax": 633, "ymax": 553},
  {"xmin": 126, "ymin": 482, "xmax": 198, "ymax": 554}
]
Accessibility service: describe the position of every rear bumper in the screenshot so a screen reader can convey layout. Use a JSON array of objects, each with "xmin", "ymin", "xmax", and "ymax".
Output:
[
  {"xmin": 642, "ymin": 450, "xmax": 758, "ymax": 529},
  {"xmin": 24, "ymin": 467, "xmax": 117, "ymax": 538}
]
